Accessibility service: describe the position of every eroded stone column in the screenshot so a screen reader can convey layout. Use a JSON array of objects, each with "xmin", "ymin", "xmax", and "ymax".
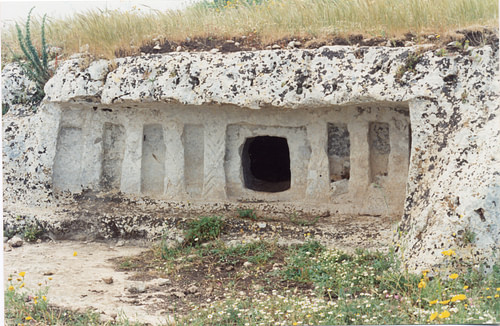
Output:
[
  {"xmin": 387, "ymin": 117, "xmax": 410, "ymax": 213},
  {"xmin": 349, "ymin": 120, "xmax": 370, "ymax": 197},
  {"xmin": 305, "ymin": 122, "xmax": 330, "ymax": 201},
  {"xmin": 120, "ymin": 121, "xmax": 143, "ymax": 194},
  {"xmin": 164, "ymin": 121, "xmax": 185, "ymax": 199},
  {"xmin": 202, "ymin": 121, "xmax": 227, "ymax": 200},
  {"xmin": 80, "ymin": 110, "xmax": 104, "ymax": 189}
]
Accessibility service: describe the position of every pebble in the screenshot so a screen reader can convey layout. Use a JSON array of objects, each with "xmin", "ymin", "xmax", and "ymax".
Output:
[
  {"xmin": 176, "ymin": 46, "xmax": 182, "ymax": 52},
  {"xmin": 243, "ymin": 261, "xmax": 253, "ymax": 268},
  {"xmin": 187, "ymin": 285, "xmax": 198, "ymax": 294},
  {"xmin": 272, "ymin": 44, "xmax": 281, "ymax": 49},
  {"xmin": 172, "ymin": 291, "xmax": 185, "ymax": 298},
  {"xmin": 127, "ymin": 283, "xmax": 147, "ymax": 293},
  {"xmin": 102, "ymin": 277, "xmax": 114, "ymax": 284},
  {"xmin": 116, "ymin": 240, "xmax": 125, "ymax": 247},
  {"xmin": 8, "ymin": 236, "xmax": 23, "ymax": 248},
  {"xmin": 257, "ymin": 222, "xmax": 267, "ymax": 229},
  {"xmin": 210, "ymin": 48, "xmax": 220, "ymax": 54}
]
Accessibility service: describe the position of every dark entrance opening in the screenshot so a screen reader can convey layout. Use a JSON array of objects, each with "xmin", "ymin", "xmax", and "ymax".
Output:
[{"xmin": 242, "ymin": 136, "xmax": 291, "ymax": 192}]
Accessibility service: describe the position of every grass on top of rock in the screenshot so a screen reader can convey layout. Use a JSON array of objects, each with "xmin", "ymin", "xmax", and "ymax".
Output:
[{"xmin": 1, "ymin": 0, "xmax": 498, "ymax": 61}]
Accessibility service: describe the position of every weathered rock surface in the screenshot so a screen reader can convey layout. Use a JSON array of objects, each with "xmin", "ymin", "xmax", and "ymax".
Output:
[
  {"xmin": 3, "ymin": 43, "xmax": 499, "ymax": 273},
  {"xmin": 8, "ymin": 236, "xmax": 24, "ymax": 248}
]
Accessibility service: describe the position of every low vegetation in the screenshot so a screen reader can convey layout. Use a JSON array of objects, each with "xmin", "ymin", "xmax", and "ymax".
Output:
[
  {"xmin": 5, "ymin": 234, "xmax": 499, "ymax": 325},
  {"xmin": 2, "ymin": 0, "xmax": 498, "ymax": 61},
  {"xmin": 4, "ymin": 272, "xmax": 139, "ymax": 325},
  {"xmin": 177, "ymin": 242, "xmax": 499, "ymax": 325}
]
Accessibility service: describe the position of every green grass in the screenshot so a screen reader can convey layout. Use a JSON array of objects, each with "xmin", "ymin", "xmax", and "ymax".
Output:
[
  {"xmin": 1, "ymin": 0, "xmax": 497, "ymax": 61},
  {"xmin": 182, "ymin": 215, "xmax": 224, "ymax": 247},
  {"xmin": 237, "ymin": 208, "xmax": 258, "ymax": 220}
]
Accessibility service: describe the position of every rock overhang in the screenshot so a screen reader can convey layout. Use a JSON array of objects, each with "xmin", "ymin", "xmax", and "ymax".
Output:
[{"xmin": 44, "ymin": 45, "xmax": 498, "ymax": 108}]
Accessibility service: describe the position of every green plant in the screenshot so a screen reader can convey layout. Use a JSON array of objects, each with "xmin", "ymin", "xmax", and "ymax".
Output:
[
  {"xmin": 436, "ymin": 48, "xmax": 448, "ymax": 57},
  {"xmin": 12, "ymin": 7, "xmax": 53, "ymax": 106},
  {"xmin": 289, "ymin": 212, "xmax": 320, "ymax": 226},
  {"xmin": 2, "ymin": 103, "xmax": 10, "ymax": 115},
  {"xmin": 211, "ymin": 240, "xmax": 278, "ymax": 265},
  {"xmin": 22, "ymin": 221, "xmax": 44, "ymax": 242},
  {"xmin": 237, "ymin": 208, "xmax": 258, "ymax": 220},
  {"xmin": 183, "ymin": 216, "xmax": 224, "ymax": 247},
  {"xmin": 463, "ymin": 227, "xmax": 476, "ymax": 244},
  {"xmin": 395, "ymin": 51, "xmax": 422, "ymax": 83}
]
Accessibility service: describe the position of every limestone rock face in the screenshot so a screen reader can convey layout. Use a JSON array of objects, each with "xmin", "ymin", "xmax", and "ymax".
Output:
[
  {"xmin": 3, "ymin": 43, "xmax": 500, "ymax": 273},
  {"xmin": 1, "ymin": 63, "xmax": 38, "ymax": 115}
]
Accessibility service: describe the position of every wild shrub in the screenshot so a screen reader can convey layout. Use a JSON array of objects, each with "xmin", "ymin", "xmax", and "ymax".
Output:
[
  {"xmin": 183, "ymin": 215, "xmax": 224, "ymax": 247},
  {"xmin": 237, "ymin": 208, "xmax": 258, "ymax": 220}
]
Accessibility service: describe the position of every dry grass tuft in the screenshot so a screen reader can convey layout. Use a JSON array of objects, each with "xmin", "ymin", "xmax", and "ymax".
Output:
[{"xmin": 1, "ymin": 0, "xmax": 498, "ymax": 61}]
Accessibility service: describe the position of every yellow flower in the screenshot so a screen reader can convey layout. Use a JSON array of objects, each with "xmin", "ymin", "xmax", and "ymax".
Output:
[
  {"xmin": 16, "ymin": 278, "xmax": 22, "ymax": 282},
  {"xmin": 418, "ymin": 280, "xmax": 426, "ymax": 289},
  {"xmin": 38, "ymin": 283, "xmax": 42, "ymax": 286},
  {"xmin": 449, "ymin": 273, "xmax": 459, "ymax": 280},
  {"xmin": 34, "ymin": 298, "xmax": 38, "ymax": 304},
  {"xmin": 422, "ymin": 270, "xmax": 429, "ymax": 277},
  {"xmin": 494, "ymin": 294, "xmax": 499, "ymax": 298},
  {"xmin": 486, "ymin": 287, "xmax": 490, "ymax": 290},
  {"xmin": 486, "ymin": 296, "xmax": 492, "ymax": 299},
  {"xmin": 19, "ymin": 272, "xmax": 25, "ymax": 277},
  {"xmin": 73, "ymin": 251, "xmax": 77, "ymax": 256},
  {"xmin": 8, "ymin": 277, "xmax": 12, "ymax": 281},
  {"xmin": 451, "ymin": 294, "xmax": 466, "ymax": 302},
  {"xmin": 463, "ymin": 285, "xmax": 469, "ymax": 290},
  {"xmin": 42, "ymin": 295, "xmax": 47, "ymax": 301},
  {"xmin": 429, "ymin": 312, "xmax": 438, "ymax": 321},
  {"xmin": 20, "ymin": 283, "xmax": 25, "ymax": 288},
  {"xmin": 25, "ymin": 316, "xmax": 32, "ymax": 321},
  {"xmin": 497, "ymin": 288, "xmax": 500, "ymax": 291},
  {"xmin": 8, "ymin": 286, "xmax": 14, "ymax": 291},
  {"xmin": 48, "ymin": 277, "xmax": 52, "ymax": 280},
  {"xmin": 429, "ymin": 299, "xmax": 438, "ymax": 305},
  {"xmin": 441, "ymin": 249, "xmax": 456, "ymax": 256},
  {"xmin": 439, "ymin": 310, "xmax": 451, "ymax": 319},
  {"xmin": 440, "ymin": 299, "xmax": 450, "ymax": 305},
  {"xmin": 464, "ymin": 304, "xmax": 468, "ymax": 308}
]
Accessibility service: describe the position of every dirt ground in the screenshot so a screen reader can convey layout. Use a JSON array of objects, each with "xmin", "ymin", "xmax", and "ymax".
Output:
[{"xmin": 3, "ymin": 214, "xmax": 399, "ymax": 325}]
